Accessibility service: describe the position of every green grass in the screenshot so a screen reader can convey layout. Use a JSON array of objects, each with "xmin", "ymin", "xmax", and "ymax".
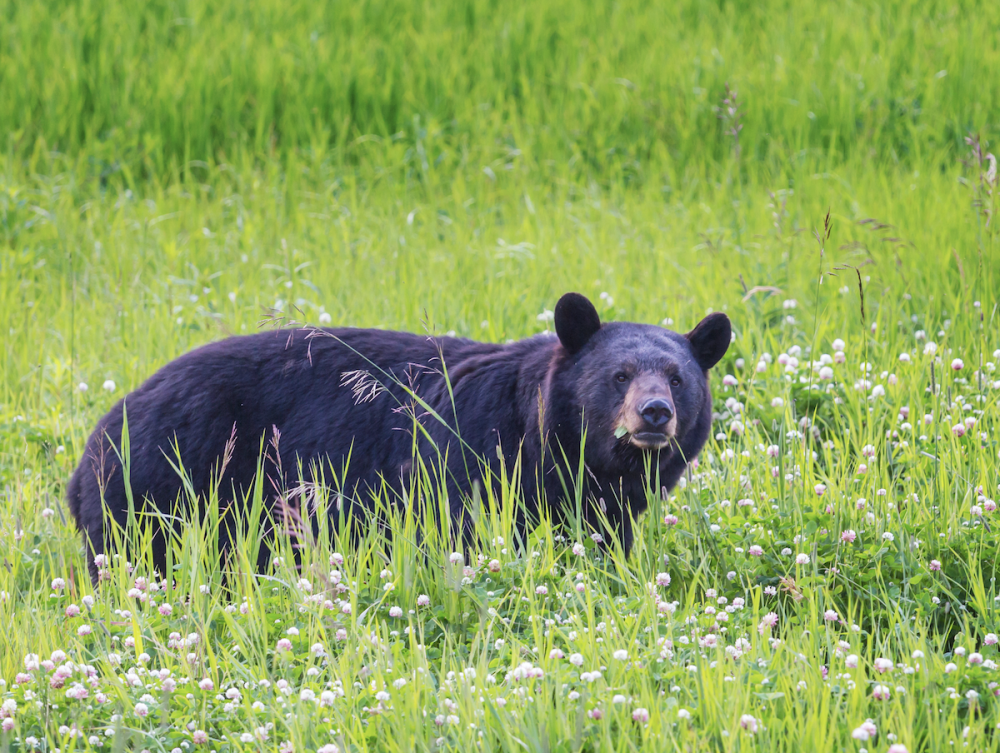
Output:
[
  {"xmin": 3, "ymin": 0, "xmax": 999, "ymax": 179},
  {"xmin": 1, "ymin": 0, "xmax": 1000, "ymax": 750}
]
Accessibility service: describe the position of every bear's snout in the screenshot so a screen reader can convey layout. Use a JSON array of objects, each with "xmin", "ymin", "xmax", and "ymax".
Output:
[
  {"xmin": 618, "ymin": 375, "xmax": 677, "ymax": 449},
  {"xmin": 639, "ymin": 397, "xmax": 674, "ymax": 428}
]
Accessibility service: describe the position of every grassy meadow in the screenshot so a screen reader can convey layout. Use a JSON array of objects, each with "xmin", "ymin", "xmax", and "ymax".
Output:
[{"xmin": 2, "ymin": 0, "xmax": 1000, "ymax": 750}]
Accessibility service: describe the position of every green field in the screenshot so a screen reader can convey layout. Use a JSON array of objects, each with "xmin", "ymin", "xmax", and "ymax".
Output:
[{"xmin": 2, "ymin": 0, "xmax": 1000, "ymax": 750}]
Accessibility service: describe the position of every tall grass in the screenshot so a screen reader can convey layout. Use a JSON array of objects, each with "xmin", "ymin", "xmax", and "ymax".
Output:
[{"xmin": 2, "ymin": 0, "xmax": 998, "ymax": 179}]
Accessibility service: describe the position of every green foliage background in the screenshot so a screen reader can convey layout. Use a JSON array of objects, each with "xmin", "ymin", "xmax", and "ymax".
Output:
[{"xmin": 3, "ymin": 0, "xmax": 998, "ymax": 175}]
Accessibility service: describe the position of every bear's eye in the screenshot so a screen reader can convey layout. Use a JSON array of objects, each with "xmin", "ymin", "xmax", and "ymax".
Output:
[
  {"xmin": 670, "ymin": 376, "xmax": 682, "ymax": 388},
  {"xmin": 614, "ymin": 372, "xmax": 629, "ymax": 384}
]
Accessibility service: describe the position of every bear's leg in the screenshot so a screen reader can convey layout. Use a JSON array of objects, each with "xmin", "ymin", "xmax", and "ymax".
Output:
[
  {"xmin": 618, "ymin": 515, "xmax": 635, "ymax": 558},
  {"xmin": 149, "ymin": 523, "xmax": 169, "ymax": 581}
]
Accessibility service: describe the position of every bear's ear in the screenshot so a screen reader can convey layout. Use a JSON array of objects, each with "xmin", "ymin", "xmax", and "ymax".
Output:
[
  {"xmin": 685, "ymin": 312, "xmax": 731, "ymax": 371},
  {"xmin": 554, "ymin": 293, "xmax": 601, "ymax": 354}
]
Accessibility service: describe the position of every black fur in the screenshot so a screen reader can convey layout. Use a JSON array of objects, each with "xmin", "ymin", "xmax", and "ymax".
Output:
[
  {"xmin": 554, "ymin": 292, "xmax": 602, "ymax": 354},
  {"xmin": 686, "ymin": 312, "xmax": 732, "ymax": 371},
  {"xmin": 67, "ymin": 293, "xmax": 730, "ymax": 581}
]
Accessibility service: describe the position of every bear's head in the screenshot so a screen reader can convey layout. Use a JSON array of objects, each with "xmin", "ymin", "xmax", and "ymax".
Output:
[{"xmin": 548, "ymin": 292, "xmax": 731, "ymax": 472}]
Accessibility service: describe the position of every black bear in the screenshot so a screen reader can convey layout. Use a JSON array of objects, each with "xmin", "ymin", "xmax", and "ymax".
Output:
[{"xmin": 67, "ymin": 292, "xmax": 730, "ymax": 582}]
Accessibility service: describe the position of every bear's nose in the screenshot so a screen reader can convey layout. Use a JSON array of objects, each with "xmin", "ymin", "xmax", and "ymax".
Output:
[{"xmin": 639, "ymin": 398, "xmax": 674, "ymax": 428}]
